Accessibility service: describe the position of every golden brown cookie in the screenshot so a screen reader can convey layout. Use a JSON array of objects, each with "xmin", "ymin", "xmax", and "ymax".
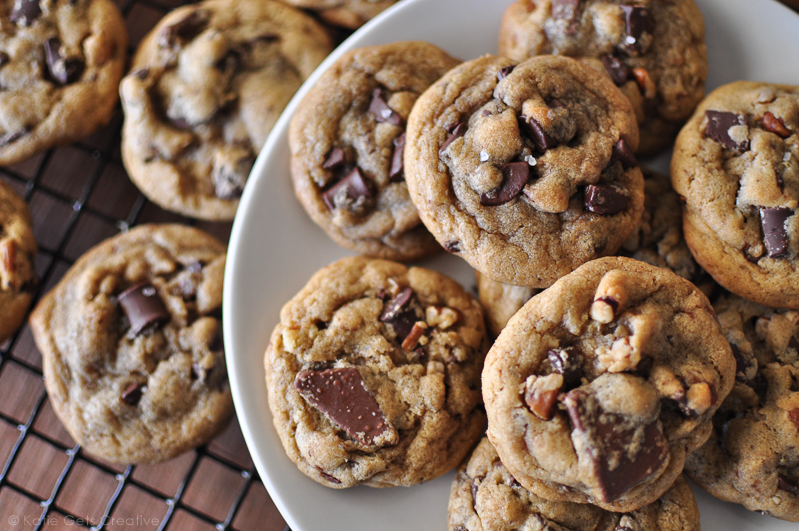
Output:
[{"xmin": 279, "ymin": 0, "xmax": 399, "ymax": 29}]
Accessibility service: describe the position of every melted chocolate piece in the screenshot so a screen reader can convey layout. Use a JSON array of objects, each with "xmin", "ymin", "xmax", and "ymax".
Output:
[
  {"xmin": 520, "ymin": 115, "xmax": 558, "ymax": 153},
  {"xmin": 480, "ymin": 162, "xmax": 530, "ymax": 206},
  {"xmin": 0, "ymin": 129, "xmax": 26, "ymax": 148},
  {"xmin": 10, "ymin": 0, "xmax": 41, "ymax": 26},
  {"xmin": 705, "ymin": 111, "xmax": 749, "ymax": 151},
  {"xmin": 440, "ymin": 122, "xmax": 467, "ymax": 154},
  {"xmin": 610, "ymin": 139, "xmax": 637, "ymax": 169},
  {"xmin": 318, "ymin": 468, "xmax": 342, "ymax": 484},
  {"xmin": 294, "ymin": 367, "xmax": 392, "ymax": 446},
  {"xmin": 779, "ymin": 475, "xmax": 799, "ymax": 495},
  {"xmin": 118, "ymin": 283, "xmax": 171, "ymax": 336},
  {"xmin": 121, "ymin": 383, "xmax": 144, "ymax": 406},
  {"xmin": 497, "ymin": 65, "xmax": 515, "ymax": 81},
  {"xmin": 212, "ymin": 155, "xmax": 252, "ymax": 199},
  {"xmin": 160, "ymin": 9, "xmax": 210, "ymax": 48},
  {"xmin": 760, "ymin": 207, "xmax": 793, "ymax": 258},
  {"xmin": 620, "ymin": 6, "xmax": 653, "ymax": 43},
  {"xmin": 369, "ymin": 88, "xmax": 403, "ymax": 126},
  {"xmin": 44, "ymin": 38, "xmax": 84, "ymax": 86},
  {"xmin": 379, "ymin": 287, "xmax": 417, "ymax": 341},
  {"xmin": 551, "ymin": 0, "xmax": 581, "ymax": 21},
  {"xmin": 444, "ymin": 240, "xmax": 461, "ymax": 253},
  {"xmin": 563, "ymin": 388, "xmax": 668, "ymax": 503},
  {"xmin": 584, "ymin": 184, "xmax": 629, "ymax": 215},
  {"xmin": 729, "ymin": 343, "xmax": 757, "ymax": 386},
  {"xmin": 131, "ymin": 68, "xmax": 149, "ymax": 80},
  {"xmin": 322, "ymin": 147, "xmax": 345, "ymax": 170},
  {"xmin": 470, "ymin": 478, "xmax": 480, "ymax": 502},
  {"xmin": 763, "ymin": 112, "xmax": 791, "ymax": 138},
  {"xmin": 0, "ymin": 52, "xmax": 9, "ymax": 69},
  {"xmin": 547, "ymin": 346, "xmax": 584, "ymax": 389},
  {"xmin": 322, "ymin": 167, "xmax": 373, "ymax": 211},
  {"xmin": 600, "ymin": 55, "xmax": 629, "ymax": 86},
  {"xmin": 389, "ymin": 133, "xmax": 405, "ymax": 181},
  {"xmin": 788, "ymin": 409, "xmax": 799, "ymax": 432}
]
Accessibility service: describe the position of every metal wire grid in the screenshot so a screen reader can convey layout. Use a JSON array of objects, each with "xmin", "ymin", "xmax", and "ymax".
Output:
[{"xmin": 0, "ymin": 0, "xmax": 288, "ymax": 528}]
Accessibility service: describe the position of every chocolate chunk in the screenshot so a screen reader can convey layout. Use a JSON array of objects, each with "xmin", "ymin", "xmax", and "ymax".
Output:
[
  {"xmin": 777, "ymin": 170, "xmax": 786, "ymax": 192},
  {"xmin": 620, "ymin": 6, "xmax": 653, "ymax": 43},
  {"xmin": 318, "ymin": 468, "xmax": 342, "ymax": 484},
  {"xmin": 730, "ymin": 343, "xmax": 757, "ymax": 386},
  {"xmin": 547, "ymin": 346, "xmax": 583, "ymax": 388},
  {"xmin": 470, "ymin": 478, "xmax": 480, "ymax": 501},
  {"xmin": 497, "ymin": 65, "xmax": 515, "ymax": 81},
  {"xmin": 10, "ymin": 0, "xmax": 41, "ymax": 26},
  {"xmin": 760, "ymin": 207, "xmax": 793, "ymax": 258},
  {"xmin": 480, "ymin": 162, "xmax": 530, "ymax": 206},
  {"xmin": 444, "ymin": 240, "xmax": 461, "ymax": 253},
  {"xmin": 44, "ymin": 38, "xmax": 84, "ymax": 86},
  {"xmin": 551, "ymin": 0, "xmax": 581, "ymax": 21},
  {"xmin": 389, "ymin": 133, "xmax": 405, "ymax": 181},
  {"xmin": 610, "ymin": 139, "xmax": 637, "ymax": 169},
  {"xmin": 763, "ymin": 111, "xmax": 791, "ymax": 138},
  {"xmin": 131, "ymin": 67, "xmax": 149, "ymax": 80},
  {"xmin": 212, "ymin": 155, "xmax": 252, "ymax": 199},
  {"xmin": 160, "ymin": 10, "xmax": 210, "ymax": 48},
  {"xmin": 779, "ymin": 475, "xmax": 799, "ymax": 495},
  {"xmin": 322, "ymin": 167, "xmax": 373, "ymax": 211},
  {"xmin": 705, "ymin": 111, "xmax": 749, "ymax": 151},
  {"xmin": 600, "ymin": 55, "xmax": 629, "ymax": 86},
  {"xmin": 322, "ymin": 147, "xmax": 346, "ymax": 170},
  {"xmin": 118, "ymin": 283, "xmax": 171, "ymax": 336},
  {"xmin": 369, "ymin": 88, "xmax": 403, "ymax": 126},
  {"xmin": 294, "ymin": 367, "xmax": 393, "ymax": 446},
  {"xmin": 379, "ymin": 287, "xmax": 418, "ymax": 341},
  {"xmin": 171, "ymin": 117, "xmax": 192, "ymax": 131},
  {"xmin": 520, "ymin": 115, "xmax": 558, "ymax": 153},
  {"xmin": 440, "ymin": 122, "xmax": 467, "ymax": 154},
  {"xmin": 121, "ymin": 383, "xmax": 144, "ymax": 406},
  {"xmin": 788, "ymin": 409, "xmax": 799, "ymax": 432},
  {"xmin": 524, "ymin": 375, "xmax": 562, "ymax": 420},
  {"xmin": 0, "ymin": 129, "xmax": 27, "ymax": 147},
  {"xmin": 563, "ymin": 388, "xmax": 669, "ymax": 503},
  {"xmin": 0, "ymin": 52, "xmax": 9, "ymax": 69},
  {"xmin": 584, "ymin": 184, "xmax": 629, "ymax": 215}
]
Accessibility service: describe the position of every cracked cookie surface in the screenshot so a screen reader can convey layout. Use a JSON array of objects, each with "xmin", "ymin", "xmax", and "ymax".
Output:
[
  {"xmin": 448, "ymin": 437, "xmax": 700, "ymax": 531},
  {"xmin": 265, "ymin": 256, "xmax": 489, "ymax": 488},
  {"xmin": 120, "ymin": 0, "xmax": 332, "ymax": 220},
  {"xmin": 685, "ymin": 294, "xmax": 799, "ymax": 521},
  {"xmin": 482, "ymin": 256, "xmax": 735, "ymax": 512},
  {"xmin": 405, "ymin": 54, "xmax": 644, "ymax": 288},
  {"xmin": 499, "ymin": 0, "xmax": 707, "ymax": 155},
  {"xmin": 0, "ymin": 0, "xmax": 127, "ymax": 165},
  {"xmin": 30, "ymin": 224, "xmax": 232, "ymax": 464},
  {"xmin": 0, "ymin": 179, "xmax": 36, "ymax": 343},
  {"xmin": 671, "ymin": 81, "xmax": 799, "ymax": 309},
  {"xmin": 290, "ymin": 41, "xmax": 459, "ymax": 260},
  {"xmin": 278, "ymin": 0, "xmax": 399, "ymax": 29}
]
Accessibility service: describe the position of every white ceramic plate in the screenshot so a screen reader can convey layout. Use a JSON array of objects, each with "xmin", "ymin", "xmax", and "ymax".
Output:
[{"xmin": 223, "ymin": 1, "xmax": 799, "ymax": 530}]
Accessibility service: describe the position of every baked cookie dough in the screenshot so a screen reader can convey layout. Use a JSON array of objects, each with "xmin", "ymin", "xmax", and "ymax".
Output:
[
  {"xmin": 265, "ymin": 256, "xmax": 489, "ymax": 488},
  {"xmin": 0, "ymin": 0, "xmax": 127, "ymax": 165},
  {"xmin": 278, "ymin": 0, "xmax": 399, "ymax": 29},
  {"xmin": 290, "ymin": 41, "xmax": 459, "ymax": 260},
  {"xmin": 671, "ymin": 81, "xmax": 799, "ymax": 309},
  {"xmin": 30, "ymin": 224, "xmax": 232, "ymax": 464},
  {"xmin": 685, "ymin": 294, "xmax": 799, "ymax": 521},
  {"xmin": 0, "ymin": 179, "xmax": 36, "ymax": 344},
  {"xmin": 475, "ymin": 270, "xmax": 538, "ymax": 339},
  {"xmin": 120, "ymin": 0, "xmax": 332, "ymax": 220},
  {"xmin": 498, "ymin": 0, "xmax": 707, "ymax": 155},
  {"xmin": 482, "ymin": 257, "xmax": 735, "ymax": 512},
  {"xmin": 449, "ymin": 437, "xmax": 700, "ymax": 531},
  {"xmin": 405, "ymin": 54, "xmax": 644, "ymax": 287}
]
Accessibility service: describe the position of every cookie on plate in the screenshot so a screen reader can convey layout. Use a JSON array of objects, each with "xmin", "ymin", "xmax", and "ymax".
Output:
[
  {"xmin": 483, "ymin": 256, "xmax": 735, "ymax": 512},
  {"xmin": 0, "ymin": 179, "xmax": 36, "ymax": 344},
  {"xmin": 278, "ymin": 0, "xmax": 399, "ymax": 29},
  {"xmin": 449, "ymin": 437, "xmax": 700, "ymax": 531},
  {"xmin": 120, "ymin": 0, "xmax": 332, "ymax": 220},
  {"xmin": 685, "ymin": 294, "xmax": 799, "ymax": 521},
  {"xmin": 30, "ymin": 224, "xmax": 232, "ymax": 464},
  {"xmin": 265, "ymin": 256, "xmax": 489, "ymax": 488},
  {"xmin": 405, "ymin": 54, "xmax": 644, "ymax": 287},
  {"xmin": 290, "ymin": 41, "xmax": 459, "ymax": 260},
  {"xmin": 0, "ymin": 0, "xmax": 127, "ymax": 165},
  {"xmin": 671, "ymin": 81, "xmax": 799, "ymax": 309},
  {"xmin": 498, "ymin": 0, "xmax": 707, "ymax": 155}
]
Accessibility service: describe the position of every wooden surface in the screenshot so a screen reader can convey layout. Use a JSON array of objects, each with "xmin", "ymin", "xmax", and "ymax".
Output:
[{"xmin": 0, "ymin": 0, "xmax": 797, "ymax": 530}]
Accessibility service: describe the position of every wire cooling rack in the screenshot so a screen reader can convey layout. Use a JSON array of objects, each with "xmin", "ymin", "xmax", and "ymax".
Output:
[{"xmin": 0, "ymin": 0, "xmax": 292, "ymax": 528}]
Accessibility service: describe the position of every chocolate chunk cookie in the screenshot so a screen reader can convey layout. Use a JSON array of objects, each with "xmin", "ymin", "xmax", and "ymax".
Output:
[
  {"xmin": 685, "ymin": 294, "xmax": 799, "ymax": 521},
  {"xmin": 30, "ymin": 224, "xmax": 232, "ymax": 464},
  {"xmin": 0, "ymin": 0, "xmax": 127, "ymax": 165},
  {"xmin": 449, "ymin": 437, "xmax": 700, "ymax": 531},
  {"xmin": 290, "ymin": 42, "xmax": 460, "ymax": 260},
  {"xmin": 265, "ymin": 256, "xmax": 489, "ymax": 488},
  {"xmin": 0, "ymin": 179, "xmax": 36, "ymax": 344},
  {"xmin": 405, "ymin": 54, "xmax": 644, "ymax": 287},
  {"xmin": 278, "ymin": 0, "xmax": 399, "ymax": 29},
  {"xmin": 671, "ymin": 81, "xmax": 799, "ymax": 309},
  {"xmin": 498, "ymin": 0, "xmax": 707, "ymax": 155},
  {"xmin": 482, "ymin": 256, "xmax": 735, "ymax": 512},
  {"xmin": 120, "ymin": 0, "xmax": 332, "ymax": 221}
]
